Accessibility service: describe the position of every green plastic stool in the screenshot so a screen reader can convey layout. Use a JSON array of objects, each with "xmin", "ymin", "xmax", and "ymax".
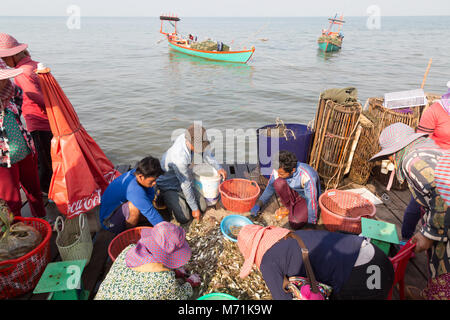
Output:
[
  {"xmin": 361, "ymin": 218, "xmax": 399, "ymax": 256},
  {"xmin": 33, "ymin": 259, "xmax": 89, "ymax": 300}
]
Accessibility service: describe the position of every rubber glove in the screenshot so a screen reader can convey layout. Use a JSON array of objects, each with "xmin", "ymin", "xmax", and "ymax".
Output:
[
  {"xmin": 186, "ymin": 274, "xmax": 201, "ymax": 288},
  {"xmin": 250, "ymin": 204, "xmax": 261, "ymax": 217},
  {"xmin": 175, "ymin": 267, "xmax": 188, "ymax": 279}
]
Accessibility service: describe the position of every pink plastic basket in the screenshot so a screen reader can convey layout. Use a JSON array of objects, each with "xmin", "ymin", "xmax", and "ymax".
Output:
[{"xmin": 319, "ymin": 189, "xmax": 376, "ymax": 234}]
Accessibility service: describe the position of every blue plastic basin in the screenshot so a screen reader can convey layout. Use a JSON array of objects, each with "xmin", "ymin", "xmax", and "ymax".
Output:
[{"xmin": 220, "ymin": 215, "xmax": 253, "ymax": 242}]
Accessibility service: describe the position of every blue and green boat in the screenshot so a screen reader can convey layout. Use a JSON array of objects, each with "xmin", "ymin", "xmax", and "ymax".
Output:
[
  {"xmin": 318, "ymin": 14, "xmax": 345, "ymax": 52},
  {"xmin": 160, "ymin": 15, "xmax": 255, "ymax": 64}
]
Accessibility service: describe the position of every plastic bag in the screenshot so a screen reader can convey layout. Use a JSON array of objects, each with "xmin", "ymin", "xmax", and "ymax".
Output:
[{"xmin": 0, "ymin": 222, "xmax": 42, "ymax": 262}]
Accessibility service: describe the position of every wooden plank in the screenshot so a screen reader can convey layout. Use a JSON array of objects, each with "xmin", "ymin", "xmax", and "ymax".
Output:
[
  {"xmin": 234, "ymin": 163, "xmax": 250, "ymax": 179},
  {"xmin": 226, "ymin": 164, "xmax": 236, "ymax": 179},
  {"xmin": 82, "ymin": 229, "xmax": 116, "ymax": 299},
  {"xmin": 375, "ymin": 203, "xmax": 429, "ymax": 278}
]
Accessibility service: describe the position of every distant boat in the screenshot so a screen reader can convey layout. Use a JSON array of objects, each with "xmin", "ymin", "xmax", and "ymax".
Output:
[
  {"xmin": 159, "ymin": 15, "xmax": 255, "ymax": 64},
  {"xmin": 318, "ymin": 14, "xmax": 345, "ymax": 52}
]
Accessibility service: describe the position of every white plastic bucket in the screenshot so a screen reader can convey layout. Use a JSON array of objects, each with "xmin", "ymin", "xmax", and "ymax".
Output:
[{"xmin": 193, "ymin": 164, "xmax": 222, "ymax": 206}]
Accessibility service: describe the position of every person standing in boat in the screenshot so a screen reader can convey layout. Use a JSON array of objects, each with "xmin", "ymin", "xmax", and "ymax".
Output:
[
  {"xmin": 370, "ymin": 123, "xmax": 449, "ymax": 300},
  {"xmin": 157, "ymin": 123, "xmax": 227, "ymax": 224},
  {"xmin": 0, "ymin": 60, "xmax": 46, "ymax": 218},
  {"xmin": 99, "ymin": 156, "xmax": 165, "ymax": 235},
  {"xmin": 250, "ymin": 150, "xmax": 321, "ymax": 229},
  {"xmin": 0, "ymin": 33, "xmax": 53, "ymax": 195}
]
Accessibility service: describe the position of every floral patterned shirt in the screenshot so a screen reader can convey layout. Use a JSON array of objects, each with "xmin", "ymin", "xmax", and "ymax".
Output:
[{"xmin": 94, "ymin": 245, "xmax": 193, "ymax": 300}]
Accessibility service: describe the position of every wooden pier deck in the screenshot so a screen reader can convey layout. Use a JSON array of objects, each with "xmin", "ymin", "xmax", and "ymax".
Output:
[{"xmin": 13, "ymin": 163, "xmax": 428, "ymax": 300}]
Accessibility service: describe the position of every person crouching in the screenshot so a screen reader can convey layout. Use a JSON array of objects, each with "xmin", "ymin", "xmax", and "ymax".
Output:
[{"xmin": 251, "ymin": 150, "xmax": 321, "ymax": 229}]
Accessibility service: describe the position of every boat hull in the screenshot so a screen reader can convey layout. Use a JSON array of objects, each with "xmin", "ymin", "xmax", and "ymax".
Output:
[
  {"xmin": 318, "ymin": 40, "xmax": 341, "ymax": 52},
  {"xmin": 168, "ymin": 41, "xmax": 254, "ymax": 64}
]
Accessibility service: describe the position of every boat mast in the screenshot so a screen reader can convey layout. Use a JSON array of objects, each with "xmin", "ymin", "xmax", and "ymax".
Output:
[{"xmin": 159, "ymin": 14, "xmax": 180, "ymax": 35}]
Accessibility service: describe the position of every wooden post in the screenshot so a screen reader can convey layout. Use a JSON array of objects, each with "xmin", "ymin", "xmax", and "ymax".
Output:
[{"xmin": 421, "ymin": 58, "xmax": 432, "ymax": 89}]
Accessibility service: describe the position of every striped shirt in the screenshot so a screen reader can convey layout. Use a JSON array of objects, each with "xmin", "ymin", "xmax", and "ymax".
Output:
[{"xmin": 401, "ymin": 146, "xmax": 449, "ymax": 279}]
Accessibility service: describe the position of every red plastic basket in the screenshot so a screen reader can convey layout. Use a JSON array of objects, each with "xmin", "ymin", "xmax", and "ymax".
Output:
[
  {"xmin": 0, "ymin": 217, "xmax": 52, "ymax": 299},
  {"xmin": 219, "ymin": 179, "xmax": 260, "ymax": 213},
  {"xmin": 108, "ymin": 227, "xmax": 153, "ymax": 262},
  {"xmin": 319, "ymin": 189, "xmax": 376, "ymax": 234}
]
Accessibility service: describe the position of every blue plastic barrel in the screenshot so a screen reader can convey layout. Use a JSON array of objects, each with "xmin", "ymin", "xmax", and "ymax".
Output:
[{"xmin": 257, "ymin": 123, "xmax": 313, "ymax": 178}]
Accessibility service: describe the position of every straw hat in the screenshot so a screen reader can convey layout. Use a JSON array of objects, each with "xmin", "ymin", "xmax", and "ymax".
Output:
[
  {"xmin": 0, "ymin": 59, "xmax": 22, "ymax": 80},
  {"xmin": 125, "ymin": 222, "xmax": 191, "ymax": 269},
  {"xmin": 237, "ymin": 224, "xmax": 290, "ymax": 278},
  {"xmin": 0, "ymin": 33, "xmax": 28, "ymax": 58},
  {"xmin": 369, "ymin": 123, "xmax": 428, "ymax": 162},
  {"xmin": 435, "ymin": 152, "xmax": 450, "ymax": 207}
]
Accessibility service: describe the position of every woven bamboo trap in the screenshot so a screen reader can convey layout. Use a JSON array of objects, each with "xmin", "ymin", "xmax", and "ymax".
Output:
[
  {"xmin": 348, "ymin": 114, "xmax": 376, "ymax": 185},
  {"xmin": 310, "ymin": 99, "xmax": 362, "ymax": 190}
]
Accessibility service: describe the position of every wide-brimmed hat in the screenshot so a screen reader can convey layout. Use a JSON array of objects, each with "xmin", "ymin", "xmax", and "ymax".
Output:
[
  {"xmin": 0, "ymin": 59, "xmax": 22, "ymax": 80},
  {"xmin": 125, "ymin": 222, "xmax": 191, "ymax": 269},
  {"xmin": 0, "ymin": 33, "xmax": 28, "ymax": 58},
  {"xmin": 435, "ymin": 152, "xmax": 450, "ymax": 206},
  {"xmin": 369, "ymin": 123, "xmax": 428, "ymax": 162},
  {"xmin": 237, "ymin": 224, "xmax": 290, "ymax": 279},
  {"xmin": 185, "ymin": 123, "xmax": 210, "ymax": 152}
]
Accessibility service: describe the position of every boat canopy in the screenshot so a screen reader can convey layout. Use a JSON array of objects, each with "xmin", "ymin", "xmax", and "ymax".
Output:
[{"xmin": 160, "ymin": 15, "xmax": 180, "ymax": 21}]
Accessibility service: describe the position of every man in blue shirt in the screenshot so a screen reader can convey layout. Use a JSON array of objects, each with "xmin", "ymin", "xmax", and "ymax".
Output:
[
  {"xmin": 100, "ymin": 156, "xmax": 165, "ymax": 235},
  {"xmin": 251, "ymin": 150, "xmax": 321, "ymax": 229},
  {"xmin": 157, "ymin": 124, "xmax": 227, "ymax": 224}
]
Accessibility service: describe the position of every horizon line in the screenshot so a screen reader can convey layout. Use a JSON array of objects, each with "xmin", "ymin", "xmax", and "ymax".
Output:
[{"xmin": 1, "ymin": 14, "xmax": 450, "ymax": 18}]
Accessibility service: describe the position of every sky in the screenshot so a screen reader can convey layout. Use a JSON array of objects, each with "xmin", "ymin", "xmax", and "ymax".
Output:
[{"xmin": 1, "ymin": 0, "xmax": 450, "ymax": 17}]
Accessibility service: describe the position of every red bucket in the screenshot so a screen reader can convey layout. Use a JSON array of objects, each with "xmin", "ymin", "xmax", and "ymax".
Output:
[
  {"xmin": 108, "ymin": 227, "xmax": 153, "ymax": 262},
  {"xmin": 0, "ymin": 217, "xmax": 52, "ymax": 299},
  {"xmin": 319, "ymin": 189, "xmax": 376, "ymax": 234},
  {"xmin": 219, "ymin": 179, "xmax": 260, "ymax": 213}
]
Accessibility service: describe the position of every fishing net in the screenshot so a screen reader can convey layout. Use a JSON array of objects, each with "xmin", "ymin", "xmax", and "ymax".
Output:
[
  {"xmin": 190, "ymin": 40, "xmax": 230, "ymax": 52},
  {"xmin": 318, "ymin": 35, "xmax": 342, "ymax": 47},
  {"xmin": 0, "ymin": 200, "xmax": 42, "ymax": 262}
]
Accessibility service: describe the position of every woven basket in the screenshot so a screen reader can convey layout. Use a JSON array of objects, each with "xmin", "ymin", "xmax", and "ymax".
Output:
[
  {"xmin": 349, "ymin": 114, "xmax": 377, "ymax": 185},
  {"xmin": 310, "ymin": 99, "xmax": 362, "ymax": 190},
  {"xmin": 367, "ymin": 98, "xmax": 422, "ymax": 190},
  {"xmin": 319, "ymin": 190, "xmax": 376, "ymax": 234},
  {"xmin": 55, "ymin": 214, "xmax": 93, "ymax": 265}
]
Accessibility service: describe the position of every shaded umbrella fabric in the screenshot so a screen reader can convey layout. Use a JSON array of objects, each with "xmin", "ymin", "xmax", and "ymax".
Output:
[{"xmin": 37, "ymin": 67, "xmax": 120, "ymax": 218}]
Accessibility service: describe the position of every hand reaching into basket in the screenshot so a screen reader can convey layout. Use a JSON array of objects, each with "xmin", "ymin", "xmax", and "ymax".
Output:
[
  {"xmin": 250, "ymin": 204, "xmax": 261, "ymax": 217},
  {"xmin": 192, "ymin": 210, "xmax": 201, "ymax": 221},
  {"xmin": 185, "ymin": 273, "xmax": 201, "ymax": 288}
]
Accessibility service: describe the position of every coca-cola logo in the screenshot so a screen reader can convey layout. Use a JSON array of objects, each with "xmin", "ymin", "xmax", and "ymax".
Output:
[{"xmin": 67, "ymin": 189, "xmax": 101, "ymax": 217}]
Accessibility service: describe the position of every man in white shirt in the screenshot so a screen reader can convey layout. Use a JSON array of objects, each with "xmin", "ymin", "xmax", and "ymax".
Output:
[{"xmin": 157, "ymin": 124, "xmax": 226, "ymax": 223}]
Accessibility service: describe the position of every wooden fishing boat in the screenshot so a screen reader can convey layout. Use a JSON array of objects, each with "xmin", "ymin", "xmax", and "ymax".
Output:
[
  {"xmin": 318, "ymin": 14, "xmax": 345, "ymax": 52},
  {"xmin": 159, "ymin": 15, "xmax": 255, "ymax": 64}
]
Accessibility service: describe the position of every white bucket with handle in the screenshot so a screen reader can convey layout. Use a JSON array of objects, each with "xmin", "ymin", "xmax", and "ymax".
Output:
[{"xmin": 193, "ymin": 164, "xmax": 222, "ymax": 206}]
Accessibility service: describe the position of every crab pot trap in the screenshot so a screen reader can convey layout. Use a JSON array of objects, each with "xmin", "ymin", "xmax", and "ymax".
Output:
[{"xmin": 309, "ymin": 99, "xmax": 362, "ymax": 190}]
